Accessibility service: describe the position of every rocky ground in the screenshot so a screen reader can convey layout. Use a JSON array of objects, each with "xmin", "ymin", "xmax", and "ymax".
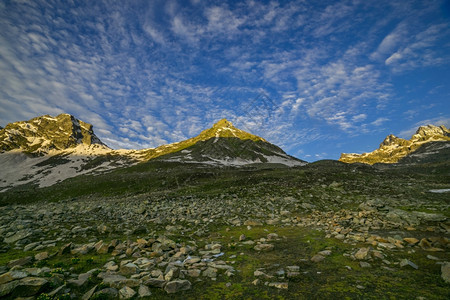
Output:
[{"xmin": 0, "ymin": 162, "xmax": 449, "ymax": 299}]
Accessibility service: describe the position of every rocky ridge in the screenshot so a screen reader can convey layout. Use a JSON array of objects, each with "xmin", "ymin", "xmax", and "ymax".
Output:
[{"xmin": 339, "ymin": 125, "xmax": 450, "ymax": 164}]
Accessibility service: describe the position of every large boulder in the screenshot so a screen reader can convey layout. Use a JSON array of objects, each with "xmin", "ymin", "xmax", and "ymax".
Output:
[
  {"xmin": 385, "ymin": 209, "xmax": 419, "ymax": 226},
  {"xmin": 4, "ymin": 229, "xmax": 33, "ymax": 244},
  {"xmin": 1, "ymin": 277, "xmax": 49, "ymax": 297},
  {"xmin": 412, "ymin": 212, "xmax": 447, "ymax": 222},
  {"xmin": 0, "ymin": 270, "xmax": 28, "ymax": 285}
]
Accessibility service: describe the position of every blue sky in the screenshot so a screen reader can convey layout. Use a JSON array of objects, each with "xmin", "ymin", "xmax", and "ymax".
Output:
[{"xmin": 0, "ymin": 0, "xmax": 449, "ymax": 161}]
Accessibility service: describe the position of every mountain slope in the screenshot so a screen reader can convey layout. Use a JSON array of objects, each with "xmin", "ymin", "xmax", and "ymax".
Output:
[
  {"xmin": 339, "ymin": 125, "xmax": 450, "ymax": 165},
  {"xmin": 157, "ymin": 137, "xmax": 305, "ymax": 166},
  {"xmin": 397, "ymin": 141, "xmax": 450, "ymax": 165}
]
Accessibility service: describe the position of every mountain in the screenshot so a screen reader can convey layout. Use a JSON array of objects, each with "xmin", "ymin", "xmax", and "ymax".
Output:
[
  {"xmin": 153, "ymin": 119, "xmax": 306, "ymax": 166},
  {"xmin": 0, "ymin": 114, "xmax": 137, "ymax": 191},
  {"xmin": 339, "ymin": 124, "xmax": 450, "ymax": 165},
  {"xmin": 0, "ymin": 115, "xmax": 305, "ymax": 191},
  {"xmin": 0, "ymin": 114, "xmax": 108, "ymax": 154}
]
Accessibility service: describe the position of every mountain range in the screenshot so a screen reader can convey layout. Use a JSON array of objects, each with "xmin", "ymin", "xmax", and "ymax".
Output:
[
  {"xmin": 1, "ymin": 114, "xmax": 449, "ymax": 192},
  {"xmin": 0, "ymin": 114, "xmax": 305, "ymax": 191}
]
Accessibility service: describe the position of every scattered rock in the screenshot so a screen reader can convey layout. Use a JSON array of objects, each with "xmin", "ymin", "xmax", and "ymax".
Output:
[
  {"xmin": 144, "ymin": 278, "xmax": 166, "ymax": 288},
  {"xmin": 441, "ymin": 262, "xmax": 450, "ymax": 283},
  {"xmin": 426, "ymin": 255, "xmax": 439, "ymax": 260},
  {"xmin": 164, "ymin": 268, "xmax": 180, "ymax": 281},
  {"xmin": 403, "ymin": 237, "xmax": 419, "ymax": 245},
  {"xmin": 120, "ymin": 263, "xmax": 139, "ymax": 275},
  {"xmin": 335, "ymin": 234, "xmax": 345, "ymax": 240},
  {"xmin": 164, "ymin": 280, "xmax": 191, "ymax": 294},
  {"xmin": 399, "ymin": 259, "xmax": 418, "ymax": 269},
  {"xmin": 244, "ymin": 220, "xmax": 263, "ymax": 226},
  {"xmin": 267, "ymin": 233, "xmax": 279, "ymax": 240},
  {"xmin": 138, "ymin": 284, "xmax": 152, "ymax": 297},
  {"xmin": 202, "ymin": 267, "xmax": 217, "ymax": 278},
  {"xmin": 311, "ymin": 254, "xmax": 325, "ymax": 263},
  {"xmin": 68, "ymin": 272, "xmax": 91, "ymax": 287},
  {"xmin": 268, "ymin": 282, "xmax": 288, "ymax": 289},
  {"xmin": 318, "ymin": 250, "xmax": 332, "ymax": 256},
  {"xmin": 102, "ymin": 274, "xmax": 127, "ymax": 286},
  {"xmin": 354, "ymin": 247, "xmax": 370, "ymax": 260},
  {"xmin": 187, "ymin": 269, "xmax": 201, "ymax": 277},
  {"xmin": 4, "ymin": 230, "xmax": 32, "ymax": 244},
  {"xmin": 254, "ymin": 270, "xmax": 267, "ymax": 277},
  {"xmin": 119, "ymin": 286, "xmax": 136, "ymax": 299},
  {"xmin": 0, "ymin": 270, "xmax": 28, "ymax": 285},
  {"xmin": 419, "ymin": 238, "xmax": 431, "ymax": 249},
  {"xmin": 58, "ymin": 243, "xmax": 72, "ymax": 255},
  {"xmin": 10, "ymin": 277, "xmax": 49, "ymax": 297},
  {"xmin": 359, "ymin": 262, "xmax": 371, "ymax": 268},
  {"xmin": 34, "ymin": 252, "xmax": 48, "ymax": 261},
  {"xmin": 7, "ymin": 257, "xmax": 32, "ymax": 268},
  {"xmin": 94, "ymin": 288, "xmax": 119, "ymax": 299},
  {"xmin": 82, "ymin": 285, "xmax": 97, "ymax": 300},
  {"xmin": 254, "ymin": 244, "xmax": 274, "ymax": 251}
]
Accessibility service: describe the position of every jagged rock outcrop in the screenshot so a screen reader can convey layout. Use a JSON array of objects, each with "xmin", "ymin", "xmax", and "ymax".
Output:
[{"xmin": 339, "ymin": 125, "xmax": 450, "ymax": 164}]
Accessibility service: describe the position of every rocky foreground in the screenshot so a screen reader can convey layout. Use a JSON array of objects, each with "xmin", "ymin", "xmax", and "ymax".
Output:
[{"xmin": 1, "ymin": 178, "xmax": 449, "ymax": 299}]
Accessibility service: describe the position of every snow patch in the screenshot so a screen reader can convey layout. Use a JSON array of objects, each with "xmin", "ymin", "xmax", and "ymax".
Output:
[
  {"xmin": 429, "ymin": 189, "xmax": 450, "ymax": 193},
  {"xmin": 42, "ymin": 116, "xmax": 57, "ymax": 121},
  {"xmin": 261, "ymin": 154, "xmax": 306, "ymax": 167}
]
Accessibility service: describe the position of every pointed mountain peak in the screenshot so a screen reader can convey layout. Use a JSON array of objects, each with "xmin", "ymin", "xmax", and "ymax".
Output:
[
  {"xmin": 195, "ymin": 118, "xmax": 267, "ymax": 142},
  {"xmin": 380, "ymin": 134, "xmax": 408, "ymax": 147},
  {"xmin": 213, "ymin": 118, "xmax": 234, "ymax": 128}
]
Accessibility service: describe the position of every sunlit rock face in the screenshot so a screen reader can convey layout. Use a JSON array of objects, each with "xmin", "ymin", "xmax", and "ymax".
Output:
[{"xmin": 339, "ymin": 125, "xmax": 450, "ymax": 164}]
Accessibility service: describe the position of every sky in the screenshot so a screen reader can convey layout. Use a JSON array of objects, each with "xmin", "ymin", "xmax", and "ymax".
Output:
[{"xmin": 0, "ymin": 0, "xmax": 449, "ymax": 161}]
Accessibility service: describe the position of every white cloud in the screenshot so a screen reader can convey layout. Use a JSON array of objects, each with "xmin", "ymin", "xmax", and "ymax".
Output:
[
  {"xmin": 205, "ymin": 5, "xmax": 245, "ymax": 34},
  {"xmin": 143, "ymin": 23, "xmax": 167, "ymax": 45},
  {"xmin": 371, "ymin": 117, "xmax": 389, "ymax": 126},
  {"xmin": 371, "ymin": 23, "xmax": 407, "ymax": 61},
  {"xmin": 352, "ymin": 114, "xmax": 367, "ymax": 122}
]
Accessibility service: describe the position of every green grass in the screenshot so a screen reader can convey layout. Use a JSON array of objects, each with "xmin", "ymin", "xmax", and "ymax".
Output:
[{"xmin": 2, "ymin": 159, "xmax": 449, "ymax": 207}]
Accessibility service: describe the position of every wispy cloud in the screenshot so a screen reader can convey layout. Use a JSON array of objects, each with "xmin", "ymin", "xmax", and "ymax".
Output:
[{"xmin": 384, "ymin": 24, "xmax": 450, "ymax": 71}]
